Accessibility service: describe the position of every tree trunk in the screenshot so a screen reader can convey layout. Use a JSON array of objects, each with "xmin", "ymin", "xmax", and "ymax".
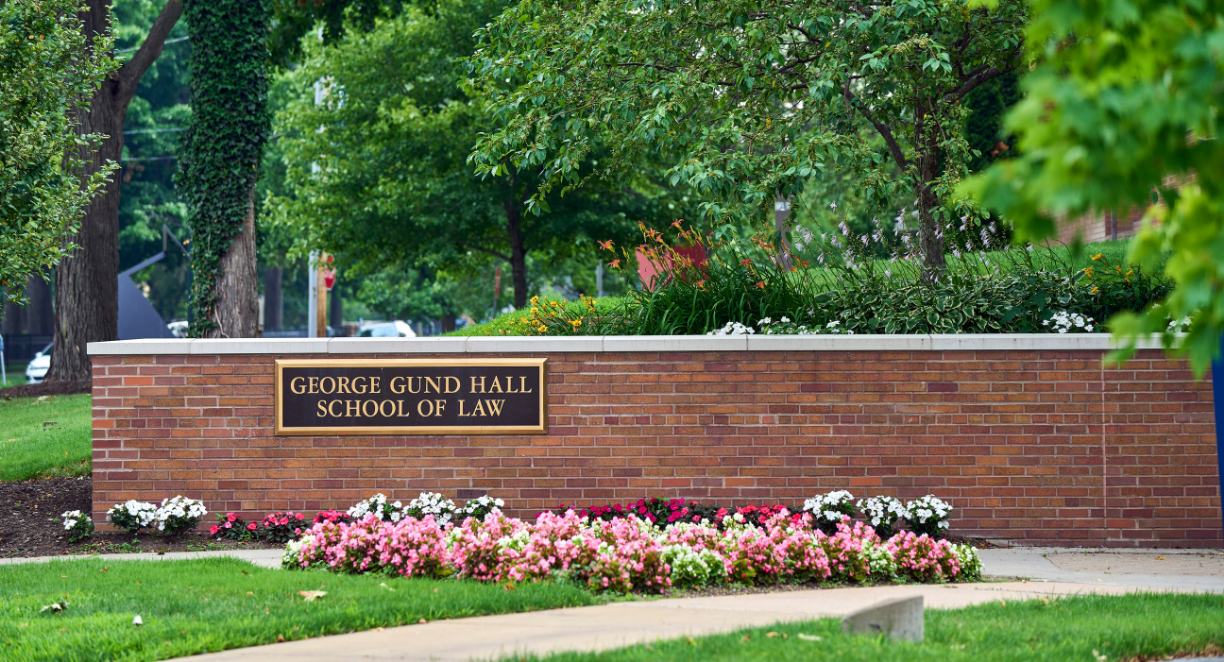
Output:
[
  {"xmin": 913, "ymin": 103, "xmax": 947, "ymax": 284},
  {"xmin": 263, "ymin": 266, "xmax": 282, "ymax": 331},
  {"xmin": 441, "ymin": 314, "xmax": 456, "ymax": 333},
  {"xmin": 206, "ymin": 194, "xmax": 260, "ymax": 338},
  {"xmin": 504, "ymin": 180, "xmax": 529, "ymax": 309},
  {"xmin": 49, "ymin": 0, "xmax": 182, "ymax": 381}
]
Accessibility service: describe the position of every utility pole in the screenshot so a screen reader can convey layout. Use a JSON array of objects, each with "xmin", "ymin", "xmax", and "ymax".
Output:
[{"xmin": 308, "ymin": 250, "xmax": 319, "ymax": 337}]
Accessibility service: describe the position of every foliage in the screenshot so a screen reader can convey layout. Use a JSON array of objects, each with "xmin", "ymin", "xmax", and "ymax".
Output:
[
  {"xmin": 0, "ymin": 0, "xmax": 118, "ymax": 302},
  {"xmin": 260, "ymin": 511, "xmax": 308, "ymax": 543},
  {"xmin": 467, "ymin": 0, "xmax": 1027, "ymax": 281},
  {"xmin": 801, "ymin": 491, "xmax": 857, "ymax": 536},
  {"xmin": 960, "ymin": 0, "xmax": 1224, "ymax": 373},
  {"xmin": 856, "ymin": 497, "xmax": 906, "ymax": 540},
  {"xmin": 210, "ymin": 512, "xmax": 259, "ymax": 540},
  {"xmin": 106, "ymin": 501, "xmax": 158, "ymax": 536},
  {"xmin": 587, "ymin": 224, "xmax": 1170, "ymax": 336},
  {"xmin": 151, "ymin": 495, "xmax": 207, "ymax": 536},
  {"xmin": 0, "ymin": 393, "xmax": 91, "ymax": 481},
  {"xmin": 177, "ymin": 0, "xmax": 271, "ymax": 336},
  {"xmin": 269, "ymin": 0, "xmax": 690, "ymax": 310},
  {"xmin": 0, "ymin": 557, "xmax": 598, "ymax": 662},
  {"xmin": 450, "ymin": 296, "xmax": 628, "ymax": 336},
  {"xmin": 287, "ymin": 509, "xmax": 971, "ymax": 592},
  {"xmin": 59, "ymin": 511, "xmax": 94, "ymax": 544}
]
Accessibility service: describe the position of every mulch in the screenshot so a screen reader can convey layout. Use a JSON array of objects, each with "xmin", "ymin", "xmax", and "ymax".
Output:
[
  {"xmin": 0, "ymin": 380, "xmax": 91, "ymax": 399},
  {"xmin": 0, "ymin": 477, "xmax": 280, "ymax": 558}
]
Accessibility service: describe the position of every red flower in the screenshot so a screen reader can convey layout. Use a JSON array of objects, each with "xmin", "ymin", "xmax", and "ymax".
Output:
[
  {"xmin": 608, "ymin": 259, "xmax": 622, "ymax": 269},
  {"xmin": 754, "ymin": 281, "xmax": 765, "ymax": 289},
  {"xmin": 740, "ymin": 259, "xmax": 751, "ymax": 267},
  {"xmin": 598, "ymin": 240, "xmax": 615, "ymax": 251},
  {"xmin": 280, "ymin": 518, "xmax": 289, "ymax": 526},
  {"xmin": 227, "ymin": 513, "xmax": 237, "ymax": 522},
  {"xmin": 247, "ymin": 522, "xmax": 257, "ymax": 531},
  {"xmin": 209, "ymin": 525, "xmax": 220, "ymax": 535}
]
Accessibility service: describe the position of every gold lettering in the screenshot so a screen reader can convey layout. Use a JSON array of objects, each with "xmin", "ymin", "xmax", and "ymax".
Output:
[
  {"xmin": 519, "ymin": 376, "xmax": 532, "ymax": 393},
  {"xmin": 345, "ymin": 400, "xmax": 360, "ymax": 417},
  {"xmin": 472, "ymin": 400, "xmax": 487, "ymax": 416},
  {"xmin": 337, "ymin": 377, "xmax": 351, "ymax": 394},
  {"xmin": 435, "ymin": 399, "xmax": 445, "ymax": 416},
  {"xmin": 417, "ymin": 399, "xmax": 434, "ymax": 417},
  {"xmin": 362, "ymin": 400, "xmax": 378, "ymax": 417},
  {"xmin": 444, "ymin": 376, "xmax": 460, "ymax": 394},
  {"xmin": 319, "ymin": 377, "xmax": 336, "ymax": 394},
  {"xmin": 351, "ymin": 376, "xmax": 367, "ymax": 394},
  {"xmin": 379, "ymin": 400, "xmax": 396, "ymax": 417},
  {"xmin": 317, "ymin": 401, "xmax": 328, "ymax": 417},
  {"xmin": 485, "ymin": 399, "xmax": 505, "ymax": 416},
  {"xmin": 397, "ymin": 400, "xmax": 408, "ymax": 417},
  {"xmin": 328, "ymin": 400, "xmax": 342, "ymax": 417},
  {"xmin": 458, "ymin": 400, "xmax": 469, "ymax": 417},
  {"xmin": 406, "ymin": 377, "xmax": 421, "ymax": 394},
  {"xmin": 490, "ymin": 377, "xmax": 504, "ymax": 394},
  {"xmin": 425, "ymin": 376, "xmax": 441, "ymax": 394},
  {"xmin": 292, "ymin": 377, "xmax": 306, "ymax": 394},
  {"xmin": 470, "ymin": 376, "xmax": 485, "ymax": 394},
  {"xmin": 369, "ymin": 377, "xmax": 381, "ymax": 394},
  {"xmin": 390, "ymin": 376, "xmax": 404, "ymax": 394},
  {"xmin": 308, "ymin": 377, "xmax": 319, "ymax": 394}
]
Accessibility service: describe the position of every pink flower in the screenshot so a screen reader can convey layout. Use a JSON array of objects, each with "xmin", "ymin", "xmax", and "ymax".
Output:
[
  {"xmin": 224, "ymin": 522, "xmax": 232, "ymax": 529},
  {"xmin": 227, "ymin": 513, "xmax": 237, "ymax": 522},
  {"xmin": 209, "ymin": 525, "xmax": 220, "ymax": 535},
  {"xmin": 247, "ymin": 522, "xmax": 258, "ymax": 531}
]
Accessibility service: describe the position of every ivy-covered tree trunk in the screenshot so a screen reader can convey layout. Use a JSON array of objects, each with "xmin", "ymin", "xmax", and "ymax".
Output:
[
  {"xmin": 49, "ymin": 0, "xmax": 182, "ymax": 382},
  {"xmin": 178, "ymin": 0, "xmax": 270, "ymax": 338}
]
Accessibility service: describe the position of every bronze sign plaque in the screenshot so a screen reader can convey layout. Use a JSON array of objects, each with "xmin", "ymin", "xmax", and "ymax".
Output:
[{"xmin": 274, "ymin": 359, "xmax": 547, "ymax": 435}]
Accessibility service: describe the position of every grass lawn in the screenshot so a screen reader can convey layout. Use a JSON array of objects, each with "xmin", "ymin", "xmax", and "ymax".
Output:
[
  {"xmin": 0, "ymin": 393, "xmax": 92, "ymax": 481},
  {"xmin": 523, "ymin": 592, "xmax": 1224, "ymax": 662},
  {"xmin": 1, "ymin": 557, "xmax": 601, "ymax": 662}
]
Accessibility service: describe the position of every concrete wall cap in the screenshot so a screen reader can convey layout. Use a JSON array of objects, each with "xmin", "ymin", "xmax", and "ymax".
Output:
[{"xmin": 86, "ymin": 333, "xmax": 1168, "ymax": 355}]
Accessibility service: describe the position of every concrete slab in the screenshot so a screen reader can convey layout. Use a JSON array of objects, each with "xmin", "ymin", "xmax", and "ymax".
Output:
[{"xmin": 978, "ymin": 548, "xmax": 1224, "ymax": 592}]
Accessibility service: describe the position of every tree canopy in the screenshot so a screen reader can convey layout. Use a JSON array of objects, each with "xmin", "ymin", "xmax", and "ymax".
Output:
[
  {"xmin": 467, "ymin": 0, "xmax": 1026, "ymax": 281},
  {"xmin": 0, "ymin": 0, "xmax": 117, "ymax": 303},
  {"xmin": 960, "ymin": 0, "xmax": 1224, "ymax": 372},
  {"xmin": 270, "ymin": 0, "xmax": 691, "ymax": 309}
]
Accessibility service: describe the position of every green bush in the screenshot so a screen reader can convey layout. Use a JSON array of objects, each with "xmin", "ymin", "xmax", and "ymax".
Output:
[{"xmin": 590, "ymin": 222, "xmax": 1171, "ymax": 336}]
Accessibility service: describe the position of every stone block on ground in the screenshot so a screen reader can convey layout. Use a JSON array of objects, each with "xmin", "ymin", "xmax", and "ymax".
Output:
[{"xmin": 840, "ymin": 595, "xmax": 923, "ymax": 642}]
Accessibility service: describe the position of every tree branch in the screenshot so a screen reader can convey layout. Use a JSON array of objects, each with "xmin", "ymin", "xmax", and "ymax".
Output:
[
  {"xmin": 842, "ymin": 80, "xmax": 908, "ymax": 170},
  {"xmin": 941, "ymin": 43, "xmax": 1024, "ymax": 103},
  {"xmin": 459, "ymin": 241, "xmax": 511, "ymax": 263},
  {"xmin": 117, "ymin": 0, "xmax": 183, "ymax": 105}
]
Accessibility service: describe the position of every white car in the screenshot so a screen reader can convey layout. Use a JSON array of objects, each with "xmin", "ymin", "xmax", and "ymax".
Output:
[
  {"xmin": 26, "ymin": 343, "xmax": 51, "ymax": 383},
  {"xmin": 356, "ymin": 321, "xmax": 416, "ymax": 338}
]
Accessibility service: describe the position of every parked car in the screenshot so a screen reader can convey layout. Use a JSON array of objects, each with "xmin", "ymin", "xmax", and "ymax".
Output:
[
  {"xmin": 356, "ymin": 321, "xmax": 416, "ymax": 338},
  {"xmin": 167, "ymin": 320, "xmax": 189, "ymax": 338},
  {"xmin": 26, "ymin": 343, "xmax": 51, "ymax": 383}
]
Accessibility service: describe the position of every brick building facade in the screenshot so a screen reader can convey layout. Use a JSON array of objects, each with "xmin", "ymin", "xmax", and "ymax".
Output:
[{"xmin": 88, "ymin": 335, "xmax": 1222, "ymax": 547}]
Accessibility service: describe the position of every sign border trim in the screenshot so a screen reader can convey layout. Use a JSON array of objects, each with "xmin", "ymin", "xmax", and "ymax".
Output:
[{"xmin": 274, "ymin": 358, "xmax": 548, "ymax": 436}]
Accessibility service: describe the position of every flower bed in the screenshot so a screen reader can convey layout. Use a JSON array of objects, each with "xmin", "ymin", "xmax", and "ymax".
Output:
[{"xmin": 282, "ymin": 507, "xmax": 979, "ymax": 594}]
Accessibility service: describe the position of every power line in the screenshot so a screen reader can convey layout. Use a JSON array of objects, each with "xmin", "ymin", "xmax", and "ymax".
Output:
[{"xmin": 115, "ymin": 36, "xmax": 189, "ymax": 54}]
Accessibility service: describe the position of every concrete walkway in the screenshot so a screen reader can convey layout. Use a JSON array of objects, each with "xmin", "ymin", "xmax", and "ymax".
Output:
[{"xmin": 978, "ymin": 547, "xmax": 1224, "ymax": 592}]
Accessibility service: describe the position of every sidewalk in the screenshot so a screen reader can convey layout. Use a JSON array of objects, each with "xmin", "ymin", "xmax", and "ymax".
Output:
[{"xmin": 978, "ymin": 547, "xmax": 1224, "ymax": 592}]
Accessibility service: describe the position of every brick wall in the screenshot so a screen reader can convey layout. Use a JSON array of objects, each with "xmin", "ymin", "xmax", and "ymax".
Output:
[{"xmin": 89, "ymin": 344, "xmax": 1222, "ymax": 547}]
